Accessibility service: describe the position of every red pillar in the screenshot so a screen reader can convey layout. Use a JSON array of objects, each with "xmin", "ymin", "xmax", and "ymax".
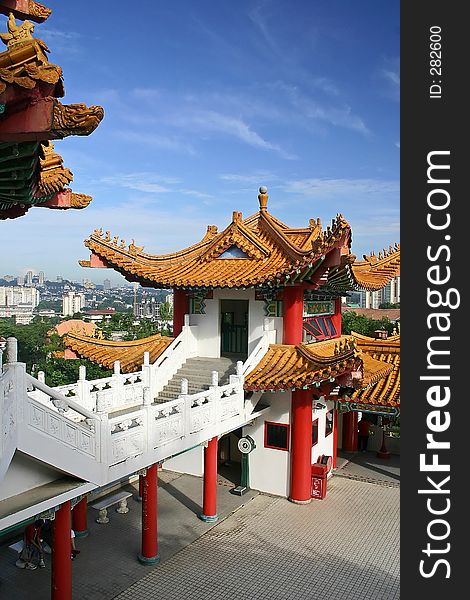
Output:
[
  {"xmin": 138, "ymin": 464, "xmax": 160, "ymax": 564},
  {"xmin": 72, "ymin": 497, "xmax": 88, "ymax": 538},
  {"xmin": 330, "ymin": 297, "xmax": 342, "ymax": 337},
  {"xmin": 283, "ymin": 285, "xmax": 304, "ymax": 345},
  {"xmin": 52, "ymin": 501, "xmax": 72, "ymax": 600},
  {"xmin": 173, "ymin": 288, "xmax": 189, "ymax": 337},
  {"xmin": 332, "ymin": 409, "xmax": 338, "ymax": 468},
  {"xmin": 289, "ymin": 390, "xmax": 313, "ymax": 504},
  {"xmin": 199, "ymin": 437, "xmax": 218, "ymax": 522},
  {"xmin": 342, "ymin": 411, "xmax": 358, "ymax": 452}
]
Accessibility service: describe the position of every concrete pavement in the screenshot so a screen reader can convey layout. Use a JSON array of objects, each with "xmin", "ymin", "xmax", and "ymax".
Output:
[{"xmin": 0, "ymin": 464, "xmax": 399, "ymax": 600}]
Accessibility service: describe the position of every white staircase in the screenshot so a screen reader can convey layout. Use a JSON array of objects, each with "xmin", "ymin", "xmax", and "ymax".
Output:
[{"xmin": 0, "ymin": 323, "xmax": 271, "ymax": 488}]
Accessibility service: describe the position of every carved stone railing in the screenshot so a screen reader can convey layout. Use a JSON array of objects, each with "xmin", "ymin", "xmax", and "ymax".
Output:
[
  {"xmin": 0, "ymin": 362, "xmax": 18, "ymax": 477},
  {"xmin": 1, "ymin": 334, "xmax": 257, "ymax": 486},
  {"xmin": 25, "ymin": 373, "xmax": 102, "ymax": 457}
]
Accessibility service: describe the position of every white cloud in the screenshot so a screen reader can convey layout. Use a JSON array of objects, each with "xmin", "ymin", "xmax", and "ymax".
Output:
[{"xmin": 283, "ymin": 177, "xmax": 399, "ymax": 197}]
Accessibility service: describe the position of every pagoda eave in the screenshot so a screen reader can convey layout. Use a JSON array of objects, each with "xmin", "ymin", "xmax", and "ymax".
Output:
[
  {"xmin": 36, "ymin": 189, "xmax": 92, "ymax": 210},
  {"xmin": 0, "ymin": 97, "xmax": 104, "ymax": 143},
  {"xmin": 0, "ymin": 1, "xmax": 52, "ymax": 23}
]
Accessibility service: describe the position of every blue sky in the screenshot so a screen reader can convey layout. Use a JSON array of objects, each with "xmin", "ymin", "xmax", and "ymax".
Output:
[{"xmin": 1, "ymin": 0, "xmax": 399, "ymax": 284}]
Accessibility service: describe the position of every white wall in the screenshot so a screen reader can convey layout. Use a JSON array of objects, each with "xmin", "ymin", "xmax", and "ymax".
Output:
[
  {"xmin": 163, "ymin": 445, "xmax": 204, "ymax": 477},
  {"xmin": 245, "ymin": 395, "xmax": 337, "ymax": 498},
  {"xmin": 0, "ymin": 452, "xmax": 62, "ymax": 501},
  {"xmin": 190, "ymin": 288, "xmax": 277, "ymax": 357},
  {"xmin": 245, "ymin": 391, "xmax": 291, "ymax": 497},
  {"xmin": 311, "ymin": 400, "xmax": 335, "ymax": 464}
]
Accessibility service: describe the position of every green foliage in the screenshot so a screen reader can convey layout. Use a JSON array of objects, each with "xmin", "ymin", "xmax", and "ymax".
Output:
[
  {"xmin": 0, "ymin": 316, "xmax": 111, "ymax": 384},
  {"xmin": 378, "ymin": 302, "xmax": 400, "ymax": 309},
  {"xmin": 341, "ymin": 311, "xmax": 396, "ymax": 337},
  {"xmin": 100, "ymin": 312, "xmax": 165, "ymax": 340},
  {"xmin": 0, "ymin": 316, "xmax": 58, "ymax": 373},
  {"xmin": 36, "ymin": 300, "xmax": 62, "ymax": 312},
  {"xmin": 37, "ymin": 357, "xmax": 111, "ymax": 387},
  {"xmin": 158, "ymin": 301, "xmax": 173, "ymax": 322}
]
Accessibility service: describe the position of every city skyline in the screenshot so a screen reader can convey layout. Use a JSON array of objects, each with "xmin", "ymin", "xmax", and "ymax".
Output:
[{"xmin": 1, "ymin": 1, "xmax": 399, "ymax": 278}]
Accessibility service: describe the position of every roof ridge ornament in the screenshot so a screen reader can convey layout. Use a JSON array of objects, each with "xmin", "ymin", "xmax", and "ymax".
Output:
[
  {"xmin": 258, "ymin": 186, "xmax": 268, "ymax": 212},
  {"xmin": 0, "ymin": 13, "xmax": 35, "ymax": 50}
]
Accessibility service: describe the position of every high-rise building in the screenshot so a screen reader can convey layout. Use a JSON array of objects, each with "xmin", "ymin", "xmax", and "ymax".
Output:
[
  {"xmin": 38, "ymin": 271, "xmax": 45, "ymax": 286},
  {"xmin": 0, "ymin": 286, "xmax": 40, "ymax": 324},
  {"xmin": 359, "ymin": 275, "xmax": 400, "ymax": 308},
  {"xmin": 103, "ymin": 279, "xmax": 111, "ymax": 291},
  {"xmin": 62, "ymin": 291, "xmax": 85, "ymax": 316},
  {"xmin": 25, "ymin": 270, "xmax": 33, "ymax": 286},
  {"xmin": 0, "ymin": 286, "xmax": 40, "ymax": 309},
  {"xmin": 16, "ymin": 274, "xmax": 25, "ymax": 286}
]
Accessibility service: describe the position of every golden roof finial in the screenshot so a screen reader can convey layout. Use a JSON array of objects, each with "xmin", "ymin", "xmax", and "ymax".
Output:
[
  {"xmin": 258, "ymin": 186, "xmax": 268, "ymax": 212},
  {"xmin": 0, "ymin": 13, "xmax": 35, "ymax": 50}
]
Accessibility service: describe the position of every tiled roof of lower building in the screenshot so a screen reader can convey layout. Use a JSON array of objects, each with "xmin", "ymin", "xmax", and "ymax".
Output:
[
  {"xmin": 349, "ymin": 332, "xmax": 400, "ymax": 407},
  {"xmin": 64, "ymin": 332, "xmax": 173, "ymax": 373},
  {"xmin": 244, "ymin": 336, "xmax": 364, "ymax": 391}
]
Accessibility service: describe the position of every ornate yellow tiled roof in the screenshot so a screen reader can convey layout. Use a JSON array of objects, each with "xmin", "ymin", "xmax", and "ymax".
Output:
[
  {"xmin": 349, "ymin": 332, "xmax": 400, "ymax": 407},
  {"xmin": 244, "ymin": 336, "xmax": 362, "ymax": 391},
  {"xmin": 0, "ymin": 12, "xmax": 62, "ymax": 95},
  {"xmin": 328, "ymin": 245, "xmax": 400, "ymax": 292},
  {"xmin": 64, "ymin": 332, "xmax": 174, "ymax": 374},
  {"xmin": 81, "ymin": 189, "xmax": 352, "ymax": 289}
]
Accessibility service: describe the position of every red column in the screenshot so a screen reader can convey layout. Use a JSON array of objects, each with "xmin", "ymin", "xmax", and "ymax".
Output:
[
  {"xmin": 173, "ymin": 288, "xmax": 189, "ymax": 337},
  {"xmin": 283, "ymin": 285, "xmax": 304, "ymax": 345},
  {"xmin": 199, "ymin": 437, "xmax": 218, "ymax": 522},
  {"xmin": 72, "ymin": 497, "xmax": 88, "ymax": 538},
  {"xmin": 52, "ymin": 501, "xmax": 72, "ymax": 600},
  {"xmin": 342, "ymin": 411, "xmax": 358, "ymax": 452},
  {"xmin": 289, "ymin": 390, "xmax": 313, "ymax": 504},
  {"xmin": 332, "ymin": 409, "xmax": 338, "ymax": 468},
  {"xmin": 138, "ymin": 464, "xmax": 160, "ymax": 564},
  {"xmin": 330, "ymin": 297, "xmax": 342, "ymax": 337}
]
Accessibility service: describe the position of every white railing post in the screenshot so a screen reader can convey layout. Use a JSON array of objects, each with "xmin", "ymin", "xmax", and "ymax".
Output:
[
  {"xmin": 143, "ymin": 386, "xmax": 152, "ymax": 406},
  {"xmin": 96, "ymin": 390, "xmax": 107, "ymax": 414},
  {"xmin": 36, "ymin": 371, "xmax": 49, "ymax": 404},
  {"xmin": 111, "ymin": 361, "xmax": 124, "ymax": 409},
  {"xmin": 142, "ymin": 351, "xmax": 152, "ymax": 394},
  {"xmin": 211, "ymin": 370, "xmax": 218, "ymax": 387},
  {"xmin": 6, "ymin": 337, "xmax": 18, "ymax": 363},
  {"xmin": 77, "ymin": 365, "xmax": 92, "ymax": 412},
  {"xmin": 180, "ymin": 378, "xmax": 188, "ymax": 395}
]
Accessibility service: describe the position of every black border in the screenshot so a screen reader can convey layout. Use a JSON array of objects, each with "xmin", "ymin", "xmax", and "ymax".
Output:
[{"xmin": 401, "ymin": 3, "xmax": 466, "ymax": 595}]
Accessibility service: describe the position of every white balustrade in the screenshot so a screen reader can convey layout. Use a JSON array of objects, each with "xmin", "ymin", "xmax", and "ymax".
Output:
[{"xmin": 1, "ymin": 333, "xmax": 258, "ymax": 487}]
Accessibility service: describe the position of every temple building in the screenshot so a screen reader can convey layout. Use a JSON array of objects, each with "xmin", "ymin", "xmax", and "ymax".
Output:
[{"xmin": 67, "ymin": 186, "xmax": 400, "ymax": 500}]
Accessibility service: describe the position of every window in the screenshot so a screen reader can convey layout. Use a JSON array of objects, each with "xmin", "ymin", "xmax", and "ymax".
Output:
[
  {"xmin": 264, "ymin": 422, "xmax": 289, "ymax": 451},
  {"xmin": 303, "ymin": 316, "xmax": 337, "ymax": 341},
  {"xmin": 312, "ymin": 419, "xmax": 319, "ymax": 446},
  {"xmin": 325, "ymin": 410, "xmax": 334, "ymax": 437}
]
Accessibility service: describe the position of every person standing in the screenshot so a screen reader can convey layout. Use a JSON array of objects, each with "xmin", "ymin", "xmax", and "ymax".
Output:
[
  {"xmin": 358, "ymin": 417, "xmax": 371, "ymax": 452},
  {"xmin": 18, "ymin": 519, "xmax": 45, "ymax": 569}
]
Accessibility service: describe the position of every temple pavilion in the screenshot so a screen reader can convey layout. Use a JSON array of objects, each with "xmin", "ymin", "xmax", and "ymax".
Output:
[{"xmin": 68, "ymin": 186, "xmax": 400, "ymax": 500}]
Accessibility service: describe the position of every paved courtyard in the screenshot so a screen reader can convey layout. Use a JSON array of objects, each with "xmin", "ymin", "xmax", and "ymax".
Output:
[{"xmin": 0, "ymin": 462, "xmax": 399, "ymax": 600}]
